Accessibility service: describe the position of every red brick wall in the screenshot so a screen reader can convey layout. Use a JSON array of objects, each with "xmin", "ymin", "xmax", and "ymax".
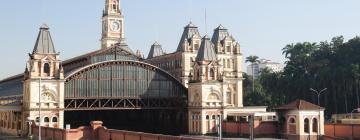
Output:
[
  {"xmin": 98, "ymin": 127, "xmax": 200, "ymax": 140},
  {"xmin": 32, "ymin": 121, "xmax": 203, "ymax": 140},
  {"xmin": 324, "ymin": 124, "xmax": 360, "ymax": 139},
  {"xmin": 222, "ymin": 121, "xmax": 277, "ymax": 136},
  {"xmin": 32, "ymin": 126, "xmax": 92, "ymax": 140}
]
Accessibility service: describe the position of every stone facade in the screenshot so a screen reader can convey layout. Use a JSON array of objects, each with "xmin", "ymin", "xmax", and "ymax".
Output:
[
  {"xmin": 101, "ymin": 0, "xmax": 124, "ymax": 48},
  {"xmin": 22, "ymin": 24, "xmax": 65, "ymax": 133}
]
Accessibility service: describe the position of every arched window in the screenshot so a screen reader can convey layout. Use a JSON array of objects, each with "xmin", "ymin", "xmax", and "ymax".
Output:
[
  {"xmin": 52, "ymin": 117, "xmax": 58, "ymax": 123},
  {"xmin": 194, "ymin": 44, "xmax": 199, "ymax": 50},
  {"xmin": 223, "ymin": 59, "xmax": 226, "ymax": 67},
  {"xmin": 207, "ymin": 93, "xmax": 220, "ymax": 100},
  {"xmin": 197, "ymin": 70, "xmax": 200, "ymax": 79},
  {"xmin": 44, "ymin": 63, "xmax": 50, "ymax": 75},
  {"xmin": 44, "ymin": 117, "xmax": 49, "ymax": 123},
  {"xmin": 227, "ymin": 46, "xmax": 231, "ymax": 52},
  {"xmin": 289, "ymin": 118, "xmax": 296, "ymax": 124},
  {"xmin": 304, "ymin": 118, "xmax": 310, "ymax": 133},
  {"xmin": 35, "ymin": 117, "xmax": 40, "ymax": 123},
  {"xmin": 312, "ymin": 118, "xmax": 318, "ymax": 132},
  {"xmin": 209, "ymin": 68, "xmax": 214, "ymax": 79},
  {"xmin": 206, "ymin": 115, "xmax": 210, "ymax": 120},
  {"xmin": 227, "ymin": 59, "xmax": 230, "ymax": 68},
  {"xmin": 112, "ymin": 1, "xmax": 117, "ymax": 11},
  {"xmin": 232, "ymin": 59, "xmax": 236, "ymax": 68},
  {"xmin": 226, "ymin": 92, "xmax": 231, "ymax": 104},
  {"xmin": 212, "ymin": 115, "xmax": 216, "ymax": 120}
]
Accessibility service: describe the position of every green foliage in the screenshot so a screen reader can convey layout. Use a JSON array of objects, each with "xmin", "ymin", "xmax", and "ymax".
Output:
[{"xmin": 246, "ymin": 36, "xmax": 360, "ymax": 116}]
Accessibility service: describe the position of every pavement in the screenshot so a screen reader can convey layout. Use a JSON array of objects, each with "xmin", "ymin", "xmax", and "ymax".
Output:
[{"xmin": 0, "ymin": 133, "xmax": 26, "ymax": 140}]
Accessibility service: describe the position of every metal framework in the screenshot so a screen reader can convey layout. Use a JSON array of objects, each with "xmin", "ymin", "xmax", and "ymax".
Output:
[
  {"xmin": 64, "ymin": 60, "xmax": 187, "ymax": 110},
  {"xmin": 64, "ymin": 98, "xmax": 186, "ymax": 110}
]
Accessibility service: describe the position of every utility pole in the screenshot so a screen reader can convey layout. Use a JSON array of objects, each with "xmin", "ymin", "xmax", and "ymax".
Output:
[
  {"xmin": 249, "ymin": 114, "xmax": 254, "ymax": 140},
  {"xmin": 38, "ymin": 78, "xmax": 42, "ymax": 140},
  {"xmin": 217, "ymin": 114, "xmax": 222, "ymax": 140}
]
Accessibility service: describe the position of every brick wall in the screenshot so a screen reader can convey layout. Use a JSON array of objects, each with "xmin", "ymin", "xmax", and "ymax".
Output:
[
  {"xmin": 32, "ymin": 125, "xmax": 92, "ymax": 140},
  {"xmin": 31, "ymin": 121, "xmax": 203, "ymax": 140},
  {"xmin": 222, "ymin": 121, "xmax": 277, "ymax": 137},
  {"xmin": 324, "ymin": 124, "xmax": 360, "ymax": 139}
]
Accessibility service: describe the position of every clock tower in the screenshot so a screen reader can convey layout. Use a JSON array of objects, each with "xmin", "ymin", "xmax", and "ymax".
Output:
[{"xmin": 101, "ymin": 0, "xmax": 124, "ymax": 49}]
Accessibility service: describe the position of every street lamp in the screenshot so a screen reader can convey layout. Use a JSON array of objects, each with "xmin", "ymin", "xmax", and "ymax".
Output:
[
  {"xmin": 216, "ymin": 114, "xmax": 222, "ymax": 140},
  {"xmin": 38, "ymin": 78, "xmax": 42, "ymax": 140},
  {"xmin": 26, "ymin": 117, "xmax": 33, "ymax": 140},
  {"xmin": 310, "ymin": 88, "xmax": 327, "ymax": 140}
]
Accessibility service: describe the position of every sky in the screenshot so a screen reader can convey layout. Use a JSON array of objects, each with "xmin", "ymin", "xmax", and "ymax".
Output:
[{"xmin": 0, "ymin": 0, "xmax": 360, "ymax": 79}]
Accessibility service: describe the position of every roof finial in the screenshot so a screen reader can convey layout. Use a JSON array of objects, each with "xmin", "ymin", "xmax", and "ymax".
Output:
[{"xmin": 40, "ymin": 24, "xmax": 49, "ymax": 30}]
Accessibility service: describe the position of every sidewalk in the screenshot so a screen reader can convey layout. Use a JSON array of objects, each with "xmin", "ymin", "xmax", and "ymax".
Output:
[{"xmin": 0, "ymin": 133, "xmax": 26, "ymax": 140}]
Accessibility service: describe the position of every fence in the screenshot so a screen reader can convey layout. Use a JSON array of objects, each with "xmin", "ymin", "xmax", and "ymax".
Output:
[{"xmin": 324, "ymin": 123, "xmax": 360, "ymax": 139}]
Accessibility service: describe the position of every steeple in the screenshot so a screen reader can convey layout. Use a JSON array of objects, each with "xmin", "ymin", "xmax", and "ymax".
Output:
[
  {"xmin": 23, "ymin": 25, "xmax": 65, "ymax": 131},
  {"xmin": 191, "ymin": 35, "xmax": 219, "ymax": 82},
  {"xmin": 196, "ymin": 35, "xmax": 217, "ymax": 62},
  {"xmin": 32, "ymin": 24, "xmax": 56, "ymax": 54},
  {"xmin": 101, "ymin": 0, "xmax": 125, "ymax": 49},
  {"xmin": 211, "ymin": 24, "xmax": 238, "ymax": 54},
  {"xmin": 211, "ymin": 24, "xmax": 230, "ymax": 45},
  {"xmin": 176, "ymin": 22, "xmax": 201, "ymax": 52},
  {"xmin": 26, "ymin": 24, "xmax": 63, "ymax": 79},
  {"xmin": 147, "ymin": 41, "xmax": 164, "ymax": 59}
]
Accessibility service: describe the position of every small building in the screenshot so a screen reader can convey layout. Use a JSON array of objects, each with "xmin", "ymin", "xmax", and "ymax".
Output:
[
  {"xmin": 331, "ymin": 112, "xmax": 360, "ymax": 124},
  {"xmin": 275, "ymin": 99, "xmax": 324, "ymax": 140}
]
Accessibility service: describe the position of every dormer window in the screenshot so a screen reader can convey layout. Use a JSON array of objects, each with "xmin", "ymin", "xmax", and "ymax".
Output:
[
  {"xmin": 194, "ymin": 44, "xmax": 199, "ymax": 50},
  {"xmin": 227, "ymin": 46, "xmax": 231, "ymax": 53}
]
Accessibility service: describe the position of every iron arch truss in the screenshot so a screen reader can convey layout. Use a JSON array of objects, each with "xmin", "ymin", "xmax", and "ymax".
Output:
[{"xmin": 64, "ymin": 60, "xmax": 187, "ymax": 110}]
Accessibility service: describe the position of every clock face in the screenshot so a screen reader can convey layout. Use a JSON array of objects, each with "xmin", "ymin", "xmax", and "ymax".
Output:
[{"xmin": 111, "ymin": 21, "xmax": 120, "ymax": 31}]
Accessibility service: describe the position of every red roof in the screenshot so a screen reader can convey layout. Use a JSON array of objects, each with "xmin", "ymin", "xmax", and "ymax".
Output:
[{"xmin": 275, "ymin": 99, "xmax": 324, "ymax": 110}]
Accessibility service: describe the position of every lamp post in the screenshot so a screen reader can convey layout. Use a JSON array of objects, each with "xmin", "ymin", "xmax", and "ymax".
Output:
[
  {"xmin": 216, "ymin": 114, "xmax": 222, "ymax": 140},
  {"xmin": 26, "ymin": 117, "xmax": 33, "ymax": 140},
  {"xmin": 38, "ymin": 78, "xmax": 41, "ymax": 140},
  {"xmin": 310, "ymin": 88, "xmax": 327, "ymax": 140}
]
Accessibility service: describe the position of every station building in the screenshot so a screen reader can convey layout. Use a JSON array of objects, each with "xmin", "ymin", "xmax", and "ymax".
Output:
[{"xmin": 0, "ymin": 0, "xmax": 324, "ymax": 139}]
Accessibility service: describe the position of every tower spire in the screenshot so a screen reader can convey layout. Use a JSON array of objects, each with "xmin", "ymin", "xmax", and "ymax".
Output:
[
  {"xmin": 101, "ymin": 0, "xmax": 124, "ymax": 49},
  {"xmin": 32, "ymin": 24, "xmax": 56, "ymax": 54}
]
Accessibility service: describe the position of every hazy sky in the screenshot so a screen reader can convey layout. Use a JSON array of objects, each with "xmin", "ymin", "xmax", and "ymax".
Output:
[{"xmin": 0, "ymin": 0, "xmax": 360, "ymax": 79}]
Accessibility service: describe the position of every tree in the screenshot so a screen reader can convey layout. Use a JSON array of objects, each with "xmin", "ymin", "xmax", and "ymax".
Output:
[
  {"xmin": 245, "ymin": 55, "xmax": 260, "ymax": 92},
  {"xmin": 254, "ymin": 36, "xmax": 360, "ymax": 116}
]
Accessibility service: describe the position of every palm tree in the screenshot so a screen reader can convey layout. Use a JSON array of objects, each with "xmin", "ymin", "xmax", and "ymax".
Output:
[{"xmin": 246, "ymin": 55, "xmax": 260, "ymax": 92}]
